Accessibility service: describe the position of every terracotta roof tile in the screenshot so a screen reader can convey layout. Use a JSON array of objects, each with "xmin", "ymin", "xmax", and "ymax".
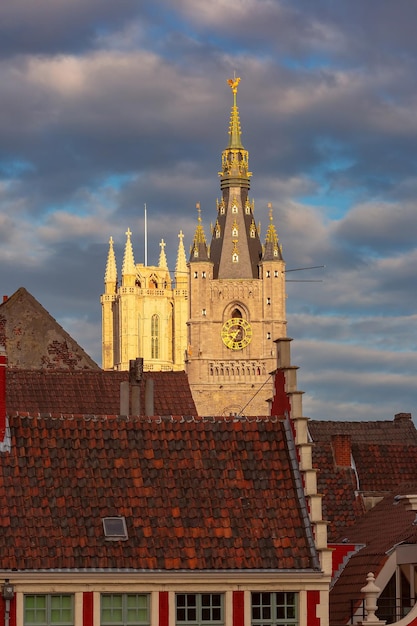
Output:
[
  {"xmin": 330, "ymin": 483, "xmax": 417, "ymax": 625},
  {"xmin": 0, "ymin": 414, "xmax": 317, "ymax": 573},
  {"xmin": 309, "ymin": 419, "xmax": 417, "ymax": 541},
  {"xmin": 6, "ymin": 369, "xmax": 197, "ymax": 417}
]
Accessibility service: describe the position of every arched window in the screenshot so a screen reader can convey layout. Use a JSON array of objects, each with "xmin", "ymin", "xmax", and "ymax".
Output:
[{"xmin": 151, "ymin": 314, "xmax": 160, "ymax": 359}]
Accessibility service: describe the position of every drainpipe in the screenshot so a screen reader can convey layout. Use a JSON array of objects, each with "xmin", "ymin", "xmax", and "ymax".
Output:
[{"xmin": 2, "ymin": 580, "xmax": 15, "ymax": 626}]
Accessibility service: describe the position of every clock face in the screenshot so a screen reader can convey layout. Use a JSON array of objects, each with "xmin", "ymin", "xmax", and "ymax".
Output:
[{"xmin": 221, "ymin": 318, "xmax": 252, "ymax": 350}]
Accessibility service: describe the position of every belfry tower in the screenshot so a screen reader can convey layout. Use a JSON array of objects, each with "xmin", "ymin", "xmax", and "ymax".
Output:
[
  {"xmin": 101, "ymin": 229, "xmax": 189, "ymax": 372},
  {"xmin": 186, "ymin": 77, "xmax": 287, "ymax": 415}
]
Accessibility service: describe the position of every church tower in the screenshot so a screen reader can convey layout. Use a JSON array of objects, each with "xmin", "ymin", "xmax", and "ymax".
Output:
[
  {"xmin": 186, "ymin": 77, "xmax": 287, "ymax": 415},
  {"xmin": 100, "ymin": 229, "xmax": 189, "ymax": 372}
]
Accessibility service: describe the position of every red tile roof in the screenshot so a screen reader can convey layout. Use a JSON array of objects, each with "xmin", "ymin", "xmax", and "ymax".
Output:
[
  {"xmin": 6, "ymin": 369, "xmax": 197, "ymax": 417},
  {"xmin": 329, "ymin": 484, "xmax": 417, "ymax": 625},
  {"xmin": 308, "ymin": 418, "xmax": 417, "ymax": 541},
  {"xmin": 0, "ymin": 414, "xmax": 318, "ymax": 572}
]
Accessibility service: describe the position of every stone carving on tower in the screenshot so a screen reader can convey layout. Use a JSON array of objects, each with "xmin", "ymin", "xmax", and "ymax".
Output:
[{"xmin": 186, "ymin": 77, "xmax": 287, "ymax": 416}]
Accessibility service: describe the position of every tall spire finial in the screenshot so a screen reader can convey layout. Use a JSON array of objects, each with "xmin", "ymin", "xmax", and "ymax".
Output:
[
  {"xmin": 158, "ymin": 239, "xmax": 168, "ymax": 269},
  {"xmin": 122, "ymin": 227, "xmax": 136, "ymax": 276},
  {"xmin": 219, "ymin": 77, "xmax": 251, "ymax": 188},
  {"xmin": 226, "ymin": 76, "xmax": 243, "ymax": 149},
  {"xmin": 104, "ymin": 235, "xmax": 117, "ymax": 285}
]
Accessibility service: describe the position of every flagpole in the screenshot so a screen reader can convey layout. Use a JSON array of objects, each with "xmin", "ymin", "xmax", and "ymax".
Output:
[{"xmin": 144, "ymin": 203, "xmax": 147, "ymax": 266}]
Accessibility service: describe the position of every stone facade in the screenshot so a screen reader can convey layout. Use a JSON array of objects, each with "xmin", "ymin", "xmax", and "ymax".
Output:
[{"xmin": 101, "ymin": 79, "xmax": 288, "ymax": 416}]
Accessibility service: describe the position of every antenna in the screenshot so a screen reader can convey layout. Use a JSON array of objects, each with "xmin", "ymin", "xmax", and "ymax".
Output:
[
  {"xmin": 284, "ymin": 265, "xmax": 325, "ymax": 283},
  {"xmin": 144, "ymin": 203, "xmax": 147, "ymax": 266}
]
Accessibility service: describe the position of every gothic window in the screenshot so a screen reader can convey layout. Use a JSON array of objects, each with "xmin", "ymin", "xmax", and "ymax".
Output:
[
  {"xmin": 245, "ymin": 204, "xmax": 251, "ymax": 215},
  {"xmin": 151, "ymin": 314, "xmax": 160, "ymax": 359},
  {"xmin": 274, "ymin": 270, "xmax": 279, "ymax": 277},
  {"xmin": 232, "ymin": 308, "xmax": 242, "ymax": 319},
  {"xmin": 266, "ymin": 271, "xmax": 271, "ymax": 278},
  {"xmin": 215, "ymin": 227, "xmax": 221, "ymax": 238},
  {"xmin": 220, "ymin": 205, "xmax": 225, "ymax": 215},
  {"xmin": 250, "ymin": 225, "xmax": 256, "ymax": 238},
  {"xmin": 232, "ymin": 225, "xmax": 238, "ymax": 237},
  {"xmin": 232, "ymin": 204, "xmax": 238, "ymax": 214},
  {"xmin": 232, "ymin": 253, "xmax": 239, "ymax": 263},
  {"xmin": 149, "ymin": 275, "xmax": 158, "ymax": 289}
]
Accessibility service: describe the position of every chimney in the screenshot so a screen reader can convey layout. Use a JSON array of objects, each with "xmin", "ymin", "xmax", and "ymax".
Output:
[
  {"xmin": 2, "ymin": 295, "xmax": 8, "ymax": 303},
  {"xmin": 145, "ymin": 378, "xmax": 154, "ymax": 417},
  {"xmin": 331, "ymin": 434, "xmax": 352, "ymax": 467},
  {"xmin": 0, "ymin": 345, "xmax": 7, "ymax": 442},
  {"xmin": 394, "ymin": 412, "xmax": 412, "ymax": 422}
]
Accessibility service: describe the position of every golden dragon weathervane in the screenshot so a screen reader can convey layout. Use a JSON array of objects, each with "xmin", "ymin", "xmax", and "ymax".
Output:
[{"xmin": 227, "ymin": 76, "xmax": 241, "ymax": 94}]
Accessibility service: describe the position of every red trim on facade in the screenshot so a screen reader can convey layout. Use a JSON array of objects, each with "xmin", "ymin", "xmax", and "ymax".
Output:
[
  {"xmin": 271, "ymin": 370, "xmax": 291, "ymax": 418},
  {"xmin": 0, "ymin": 349, "xmax": 6, "ymax": 442},
  {"xmin": 159, "ymin": 591, "xmax": 169, "ymax": 626},
  {"xmin": 307, "ymin": 590, "xmax": 320, "ymax": 626},
  {"xmin": 83, "ymin": 591, "xmax": 94, "ymax": 626},
  {"xmin": 233, "ymin": 590, "xmax": 245, "ymax": 626}
]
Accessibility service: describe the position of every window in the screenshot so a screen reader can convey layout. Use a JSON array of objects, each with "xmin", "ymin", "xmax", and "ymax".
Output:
[
  {"xmin": 232, "ymin": 203, "xmax": 238, "ymax": 214},
  {"xmin": 274, "ymin": 271, "xmax": 279, "ymax": 277},
  {"xmin": 102, "ymin": 516, "xmax": 128, "ymax": 540},
  {"xmin": 101, "ymin": 594, "xmax": 150, "ymax": 626},
  {"xmin": 24, "ymin": 595, "xmax": 73, "ymax": 626},
  {"xmin": 176, "ymin": 594, "xmax": 223, "ymax": 625},
  {"xmin": 252, "ymin": 592, "xmax": 298, "ymax": 626},
  {"xmin": 151, "ymin": 314, "xmax": 160, "ymax": 359}
]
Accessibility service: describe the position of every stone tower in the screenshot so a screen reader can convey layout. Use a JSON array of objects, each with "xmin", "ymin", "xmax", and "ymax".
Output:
[
  {"xmin": 186, "ymin": 77, "xmax": 287, "ymax": 415},
  {"xmin": 101, "ymin": 229, "xmax": 189, "ymax": 372}
]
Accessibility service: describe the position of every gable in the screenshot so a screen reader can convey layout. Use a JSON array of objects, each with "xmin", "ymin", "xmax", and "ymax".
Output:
[{"xmin": 0, "ymin": 287, "xmax": 99, "ymax": 370}]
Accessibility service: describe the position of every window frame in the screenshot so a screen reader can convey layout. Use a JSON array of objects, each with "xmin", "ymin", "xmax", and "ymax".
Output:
[
  {"xmin": 176, "ymin": 593, "xmax": 224, "ymax": 626},
  {"xmin": 101, "ymin": 593, "xmax": 150, "ymax": 626},
  {"xmin": 251, "ymin": 591, "xmax": 298, "ymax": 626},
  {"xmin": 24, "ymin": 594, "xmax": 74, "ymax": 626}
]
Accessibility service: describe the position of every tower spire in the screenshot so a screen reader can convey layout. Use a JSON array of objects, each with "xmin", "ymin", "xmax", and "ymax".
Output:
[
  {"xmin": 190, "ymin": 203, "xmax": 209, "ymax": 262},
  {"xmin": 263, "ymin": 203, "xmax": 283, "ymax": 261},
  {"xmin": 219, "ymin": 77, "xmax": 252, "ymax": 190},
  {"xmin": 104, "ymin": 236, "xmax": 117, "ymax": 287},
  {"xmin": 122, "ymin": 228, "xmax": 136, "ymax": 278},
  {"xmin": 175, "ymin": 230, "xmax": 187, "ymax": 274},
  {"xmin": 158, "ymin": 239, "xmax": 168, "ymax": 269}
]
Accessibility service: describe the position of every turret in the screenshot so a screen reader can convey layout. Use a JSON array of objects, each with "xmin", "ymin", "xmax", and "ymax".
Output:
[
  {"xmin": 122, "ymin": 228, "xmax": 136, "ymax": 288},
  {"xmin": 104, "ymin": 236, "xmax": 117, "ymax": 294}
]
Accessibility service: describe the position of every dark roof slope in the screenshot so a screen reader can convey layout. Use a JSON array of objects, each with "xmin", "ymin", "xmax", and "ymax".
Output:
[
  {"xmin": 311, "ymin": 438, "xmax": 366, "ymax": 541},
  {"xmin": 6, "ymin": 369, "xmax": 197, "ymax": 417},
  {"xmin": 309, "ymin": 417, "xmax": 417, "ymax": 541},
  {"xmin": 308, "ymin": 417, "xmax": 417, "ymax": 445},
  {"xmin": 0, "ymin": 414, "xmax": 317, "ymax": 572},
  {"xmin": 330, "ymin": 484, "xmax": 417, "ymax": 625},
  {"xmin": 0, "ymin": 287, "xmax": 99, "ymax": 370}
]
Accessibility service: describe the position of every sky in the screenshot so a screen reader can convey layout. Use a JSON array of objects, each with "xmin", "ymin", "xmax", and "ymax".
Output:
[{"xmin": 1, "ymin": 0, "xmax": 416, "ymax": 422}]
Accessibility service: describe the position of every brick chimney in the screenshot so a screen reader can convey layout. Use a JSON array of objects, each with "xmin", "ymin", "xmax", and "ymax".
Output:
[
  {"xmin": 394, "ymin": 412, "xmax": 412, "ymax": 422},
  {"xmin": 331, "ymin": 434, "xmax": 352, "ymax": 467},
  {"xmin": 0, "ymin": 345, "xmax": 6, "ymax": 442}
]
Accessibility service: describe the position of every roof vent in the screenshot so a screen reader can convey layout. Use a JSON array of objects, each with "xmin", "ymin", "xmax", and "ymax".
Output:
[{"xmin": 102, "ymin": 517, "xmax": 128, "ymax": 541}]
